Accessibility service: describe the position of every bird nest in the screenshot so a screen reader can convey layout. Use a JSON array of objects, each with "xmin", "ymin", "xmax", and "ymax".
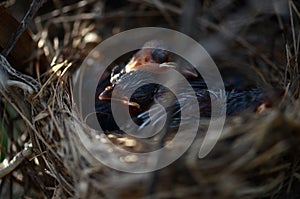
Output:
[{"xmin": 0, "ymin": 1, "xmax": 300, "ymax": 198}]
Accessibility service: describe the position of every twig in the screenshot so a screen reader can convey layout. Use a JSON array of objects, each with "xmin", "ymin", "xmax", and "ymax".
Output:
[
  {"xmin": 151, "ymin": 0, "xmax": 175, "ymax": 26},
  {"xmin": 0, "ymin": 147, "xmax": 33, "ymax": 179},
  {"xmin": 35, "ymin": 0, "xmax": 97, "ymax": 23},
  {"xmin": 180, "ymin": 0, "xmax": 200, "ymax": 36},
  {"xmin": 198, "ymin": 17, "xmax": 282, "ymax": 73},
  {"xmin": 47, "ymin": 10, "xmax": 162, "ymax": 24},
  {"xmin": 1, "ymin": 0, "xmax": 47, "ymax": 57},
  {"xmin": 0, "ymin": 54, "xmax": 41, "ymax": 93},
  {"xmin": 0, "ymin": 0, "xmax": 16, "ymax": 8},
  {"xmin": 0, "ymin": 90, "xmax": 58, "ymax": 162}
]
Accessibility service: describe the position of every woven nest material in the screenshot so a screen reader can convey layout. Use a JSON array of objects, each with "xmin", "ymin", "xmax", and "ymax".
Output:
[{"xmin": 1, "ymin": 1, "xmax": 300, "ymax": 198}]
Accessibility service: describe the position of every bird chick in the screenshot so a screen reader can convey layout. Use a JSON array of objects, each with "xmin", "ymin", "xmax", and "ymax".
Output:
[{"xmin": 95, "ymin": 41, "xmax": 270, "ymax": 133}]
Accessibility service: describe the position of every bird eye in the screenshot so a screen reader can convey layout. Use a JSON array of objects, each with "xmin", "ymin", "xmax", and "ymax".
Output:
[{"xmin": 151, "ymin": 48, "xmax": 169, "ymax": 63}]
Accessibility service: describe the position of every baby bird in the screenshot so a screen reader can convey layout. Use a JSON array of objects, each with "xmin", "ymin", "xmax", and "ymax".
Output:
[{"xmin": 95, "ymin": 41, "xmax": 269, "ymax": 133}]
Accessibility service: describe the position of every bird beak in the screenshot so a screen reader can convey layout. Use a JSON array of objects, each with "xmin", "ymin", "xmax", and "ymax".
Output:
[
  {"xmin": 98, "ymin": 86, "xmax": 140, "ymax": 108},
  {"xmin": 158, "ymin": 62, "xmax": 177, "ymax": 68},
  {"xmin": 160, "ymin": 62, "xmax": 198, "ymax": 78},
  {"xmin": 179, "ymin": 65, "xmax": 198, "ymax": 78},
  {"xmin": 98, "ymin": 86, "xmax": 112, "ymax": 100}
]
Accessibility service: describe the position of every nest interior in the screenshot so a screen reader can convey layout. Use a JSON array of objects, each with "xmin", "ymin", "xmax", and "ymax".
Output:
[{"xmin": 0, "ymin": 0, "xmax": 300, "ymax": 198}]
